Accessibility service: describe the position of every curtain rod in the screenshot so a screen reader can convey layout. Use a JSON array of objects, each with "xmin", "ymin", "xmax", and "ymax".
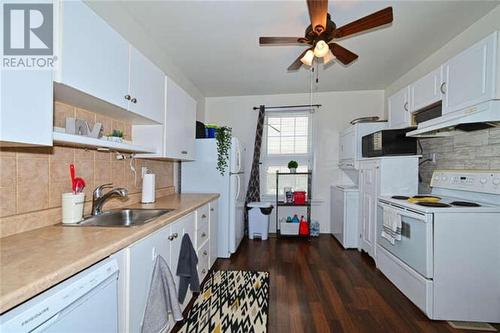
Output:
[{"xmin": 252, "ymin": 104, "xmax": 321, "ymax": 110}]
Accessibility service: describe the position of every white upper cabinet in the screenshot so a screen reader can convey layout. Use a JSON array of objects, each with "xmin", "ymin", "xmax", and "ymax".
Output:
[
  {"xmin": 339, "ymin": 127, "xmax": 355, "ymax": 162},
  {"xmin": 442, "ymin": 32, "xmax": 497, "ymax": 114},
  {"xmin": 1, "ymin": 70, "xmax": 53, "ymax": 146},
  {"xmin": 57, "ymin": 0, "xmax": 129, "ymax": 110},
  {"xmin": 56, "ymin": 0, "xmax": 165, "ymax": 124},
  {"xmin": 132, "ymin": 77, "xmax": 197, "ymax": 160},
  {"xmin": 128, "ymin": 48, "xmax": 165, "ymax": 124},
  {"xmin": 410, "ymin": 67, "xmax": 443, "ymax": 112},
  {"xmin": 165, "ymin": 77, "xmax": 196, "ymax": 160},
  {"xmin": 388, "ymin": 87, "xmax": 411, "ymax": 129}
]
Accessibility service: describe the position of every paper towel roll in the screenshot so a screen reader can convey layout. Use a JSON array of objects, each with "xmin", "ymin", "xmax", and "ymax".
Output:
[{"xmin": 142, "ymin": 173, "xmax": 156, "ymax": 203}]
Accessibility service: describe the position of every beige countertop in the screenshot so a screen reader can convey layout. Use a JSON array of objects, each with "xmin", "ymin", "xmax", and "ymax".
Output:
[{"xmin": 0, "ymin": 193, "xmax": 219, "ymax": 314}]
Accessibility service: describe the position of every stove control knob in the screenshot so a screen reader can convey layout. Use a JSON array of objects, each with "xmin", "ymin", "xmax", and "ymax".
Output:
[
  {"xmin": 480, "ymin": 178, "xmax": 488, "ymax": 184},
  {"xmin": 492, "ymin": 178, "xmax": 500, "ymax": 186},
  {"xmin": 441, "ymin": 176, "xmax": 448, "ymax": 181}
]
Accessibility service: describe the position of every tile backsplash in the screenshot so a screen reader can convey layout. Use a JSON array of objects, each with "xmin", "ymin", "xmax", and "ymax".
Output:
[
  {"xmin": 0, "ymin": 102, "xmax": 175, "ymax": 237},
  {"xmin": 419, "ymin": 126, "xmax": 500, "ymax": 192}
]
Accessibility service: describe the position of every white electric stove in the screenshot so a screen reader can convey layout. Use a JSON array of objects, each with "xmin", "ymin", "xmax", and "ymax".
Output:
[{"xmin": 376, "ymin": 170, "xmax": 500, "ymax": 323}]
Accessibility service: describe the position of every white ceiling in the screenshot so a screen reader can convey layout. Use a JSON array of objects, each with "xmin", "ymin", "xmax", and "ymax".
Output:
[{"xmin": 105, "ymin": 1, "xmax": 498, "ymax": 97}]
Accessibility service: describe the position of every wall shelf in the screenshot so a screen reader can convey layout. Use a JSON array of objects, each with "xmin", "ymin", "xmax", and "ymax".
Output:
[{"xmin": 53, "ymin": 132, "xmax": 155, "ymax": 153}]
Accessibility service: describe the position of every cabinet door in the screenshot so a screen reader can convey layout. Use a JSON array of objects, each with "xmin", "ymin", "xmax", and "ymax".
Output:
[
  {"xmin": 168, "ymin": 213, "xmax": 196, "ymax": 309},
  {"xmin": 410, "ymin": 67, "xmax": 442, "ymax": 112},
  {"xmin": 1, "ymin": 70, "xmax": 53, "ymax": 146},
  {"xmin": 129, "ymin": 47, "xmax": 165, "ymax": 123},
  {"xmin": 442, "ymin": 32, "xmax": 496, "ymax": 114},
  {"xmin": 128, "ymin": 228, "xmax": 170, "ymax": 333},
  {"xmin": 59, "ymin": 0, "xmax": 129, "ymax": 109},
  {"xmin": 388, "ymin": 87, "xmax": 411, "ymax": 129},
  {"xmin": 359, "ymin": 163, "xmax": 379, "ymax": 258},
  {"xmin": 182, "ymin": 93, "xmax": 197, "ymax": 160},
  {"xmin": 165, "ymin": 77, "xmax": 196, "ymax": 160},
  {"xmin": 209, "ymin": 200, "xmax": 218, "ymax": 267},
  {"xmin": 339, "ymin": 129, "xmax": 355, "ymax": 161}
]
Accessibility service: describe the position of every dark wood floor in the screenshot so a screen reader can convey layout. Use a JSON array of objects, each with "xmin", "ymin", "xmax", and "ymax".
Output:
[{"xmin": 209, "ymin": 235, "xmax": 498, "ymax": 333}]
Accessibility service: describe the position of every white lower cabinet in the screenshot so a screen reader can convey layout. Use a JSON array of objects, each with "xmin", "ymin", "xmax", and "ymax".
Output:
[
  {"xmin": 358, "ymin": 158, "xmax": 419, "ymax": 259},
  {"xmin": 113, "ymin": 199, "xmax": 217, "ymax": 333},
  {"xmin": 196, "ymin": 203, "xmax": 211, "ymax": 282},
  {"xmin": 208, "ymin": 201, "xmax": 218, "ymax": 268}
]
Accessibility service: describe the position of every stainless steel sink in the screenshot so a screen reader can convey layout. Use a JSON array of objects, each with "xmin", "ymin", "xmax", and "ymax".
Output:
[{"xmin": 74, "ymin": 208, "xmax": 174, "ymax": 227}]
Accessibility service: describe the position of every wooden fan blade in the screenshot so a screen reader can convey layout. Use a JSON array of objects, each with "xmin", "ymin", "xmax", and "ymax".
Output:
[
  {"xmin": 307, "ymin": 0, "xmax": 328, "ymax": 34},
  {"xmin": 334, "ymin": 7, "xmax": 393, "ymax": 38},
  {"xmin": 329, "ymin": 43, "xmax": 358, "ymax": 65},
  {"xmin": 259, "ymin": 37, "xmax": 307, "ymax": 45},
  {"xmin": 288, "ymin": 48, "xmax": 312, "ymax": 71}
]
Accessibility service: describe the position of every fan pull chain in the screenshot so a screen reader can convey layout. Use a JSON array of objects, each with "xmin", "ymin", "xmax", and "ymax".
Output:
[{"xmin": 315, "ymin": 61, "xmax": 319, "ymax": 84}]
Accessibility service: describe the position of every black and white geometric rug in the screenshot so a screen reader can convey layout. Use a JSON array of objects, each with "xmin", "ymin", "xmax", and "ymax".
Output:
[{"xmin": 178, "ymin": 270, "xmax": 269, "ymax": 333}]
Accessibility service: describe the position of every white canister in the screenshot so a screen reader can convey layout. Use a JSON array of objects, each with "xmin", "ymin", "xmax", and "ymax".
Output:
[{"xmin": 62, "ymin": 192, "xmax": 85, "ymax": 224}]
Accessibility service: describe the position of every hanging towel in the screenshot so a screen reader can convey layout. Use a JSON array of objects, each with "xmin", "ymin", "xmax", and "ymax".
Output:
[
  {"xmin": 141, "ymin": 255, "xmax": 183, "ymax": 333},
  {"xmin": 177, "ymin": 234, "xmax": 200, "ymax": 303},
  {"xmin": 381, "ymin": 206, "xmax": 402, "ymax": 245}
]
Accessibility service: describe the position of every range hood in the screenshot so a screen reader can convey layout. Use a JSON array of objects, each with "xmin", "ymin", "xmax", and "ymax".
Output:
[{"xmin": 407, "ymin": 100, "xmax": 500, "ymax": 137}]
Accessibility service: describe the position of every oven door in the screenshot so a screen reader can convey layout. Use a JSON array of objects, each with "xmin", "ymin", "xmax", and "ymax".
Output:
[{"xmin": 377, "ymin": 201, "xmax": 433, "ymax": 278}]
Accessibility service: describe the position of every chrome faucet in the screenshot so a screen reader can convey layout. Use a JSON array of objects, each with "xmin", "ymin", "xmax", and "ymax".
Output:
[{"xmin": 91, "ymin": 183, "xmax": 128, "ymax": 216}]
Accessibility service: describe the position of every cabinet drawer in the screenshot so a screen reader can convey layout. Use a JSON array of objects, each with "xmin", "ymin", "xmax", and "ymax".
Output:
[
  {"xmin": 196, "ymin": 222, "xmax": 209, "ymax": 250},
  {"xmin": 197, "ymin": 241, "xmax": 210, "ymax": 281},
  {"xmin": 196, "ymin": 204, "xmax": 209, "ymax": 230}
]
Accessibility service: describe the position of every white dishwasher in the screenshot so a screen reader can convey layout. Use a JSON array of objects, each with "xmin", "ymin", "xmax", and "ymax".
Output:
[{"xmin": 1, "ymin": 258, "xmax": 119, "ymax": 333}]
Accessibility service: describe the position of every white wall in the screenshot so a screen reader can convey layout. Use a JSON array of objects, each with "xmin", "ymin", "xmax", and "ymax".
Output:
[
  {"xmin": 205, "ymin": 90, "xmax": 384, "ymax": 233},
  {"xmin": 385, "ymin": 4, "xmax": 500, "ymax": 104}
]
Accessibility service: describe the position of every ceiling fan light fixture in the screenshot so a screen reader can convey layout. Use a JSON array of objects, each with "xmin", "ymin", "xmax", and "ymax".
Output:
[
  {"xmin": 301, "ymin": 50, "xmax": 315, "ymax": 66},
  {"xmin": 323, "ymin": 49, "xmax": 335, "ymax": 64},
  {"xmin": 313, "ymin": 40, "xmax": 329, "ymax": 58}
]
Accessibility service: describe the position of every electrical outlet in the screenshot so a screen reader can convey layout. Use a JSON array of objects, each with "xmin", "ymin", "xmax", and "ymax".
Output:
[{"xmin": 141, "ymin": 167, "xmax": 148, "ymax": 179}]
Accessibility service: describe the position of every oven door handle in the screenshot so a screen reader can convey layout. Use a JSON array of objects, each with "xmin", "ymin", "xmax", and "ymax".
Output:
[{"xmin": 378, "ymin": 202, "xmax": 427, "ymax": 221}]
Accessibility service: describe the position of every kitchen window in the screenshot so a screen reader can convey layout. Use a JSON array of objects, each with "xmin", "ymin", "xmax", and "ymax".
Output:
[{"xmin": 261, "ymin": 111, "xmax": 312, "ymax": 197}]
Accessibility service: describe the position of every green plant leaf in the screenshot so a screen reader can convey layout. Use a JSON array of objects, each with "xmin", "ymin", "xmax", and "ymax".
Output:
[{"xmin": 215, "ymin": 126, "xmax": 232, "ymax": 175}]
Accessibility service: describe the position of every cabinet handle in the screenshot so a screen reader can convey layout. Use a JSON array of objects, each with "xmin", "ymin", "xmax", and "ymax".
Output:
[
  {"xmin": 181, "ymin": 151, "xmax": 188, "ymax": 155},
  {"xmin": 131, "ymin": 97, "xmax": 137, "ymax": 104},
  {"xmin": 173, "ymin": 233, "xmax": 178, "ymax": 238},
  {"xmin": 168, "ymin": 235, "xmax": 174, "ymax": 241},
  {"xmin": 203, "ymin": 250, "xmax": 208, "ymax": 256},
  {"xmin": 210, "ymin": 208, "xmax": 214, "ymax": 212},
  {"xmin": 124, "ymin": 94, "xmax": 131, "ymax": 100},
  {"xmin": 201, "ymin": 232, "xmax": 206, "ymax": 238},
  {"xmin": 440, "ymin": 82, "xmax": 447, "ymax": 94},
  {"xmin": 403, "ymin": 102, "xmax": 408, "ymax": 111},
  {"xmin": 201, "ymin": 214, "xmax": 207, "ymax": 219}
]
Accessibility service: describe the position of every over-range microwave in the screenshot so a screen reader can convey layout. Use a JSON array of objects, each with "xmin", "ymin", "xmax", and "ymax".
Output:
[{"xmin": 362, "ymin": 128, "xmax": 417, "ymax": 157}]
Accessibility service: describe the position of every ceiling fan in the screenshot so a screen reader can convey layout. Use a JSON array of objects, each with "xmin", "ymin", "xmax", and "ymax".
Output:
[{"xmin": 259, "ymin": 0, "xmax": 393, "ymax": 70}]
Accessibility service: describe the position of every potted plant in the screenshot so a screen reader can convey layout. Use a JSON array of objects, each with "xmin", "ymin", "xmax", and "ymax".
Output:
[
  {"xmin": 288, "ymin": 160, "xmax": 298, "ymax": 173},
  {"xmin": 215, "ymin": 126, "xmax": 232, "ymax": 175}
]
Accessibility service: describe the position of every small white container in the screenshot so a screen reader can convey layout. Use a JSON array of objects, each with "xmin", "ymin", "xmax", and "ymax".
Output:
[
  {"xmin": 62, "ymin": 193, "xmax": 85, "ymax": 224},
  {"xmin": 280, "ymin": 222, "xmax": 300, "ymax": 236}
]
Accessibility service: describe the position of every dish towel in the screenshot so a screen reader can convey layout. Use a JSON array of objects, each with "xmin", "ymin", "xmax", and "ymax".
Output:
[
  {"xmin": 141, "ymin": 255, "xmax": 183, "ymax": 333},
  {"xmin": 381, "ymin": 207, "xmax": 402, "ymax": 245},
  {"xmin": 177, "ymin": 234, "xmax": 200, "ymax": 303}
]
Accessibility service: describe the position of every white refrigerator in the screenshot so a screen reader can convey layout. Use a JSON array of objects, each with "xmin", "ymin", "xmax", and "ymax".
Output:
[{"xmin": 181, "ymin": 137, "xmax": 246, "ymax": 258}]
